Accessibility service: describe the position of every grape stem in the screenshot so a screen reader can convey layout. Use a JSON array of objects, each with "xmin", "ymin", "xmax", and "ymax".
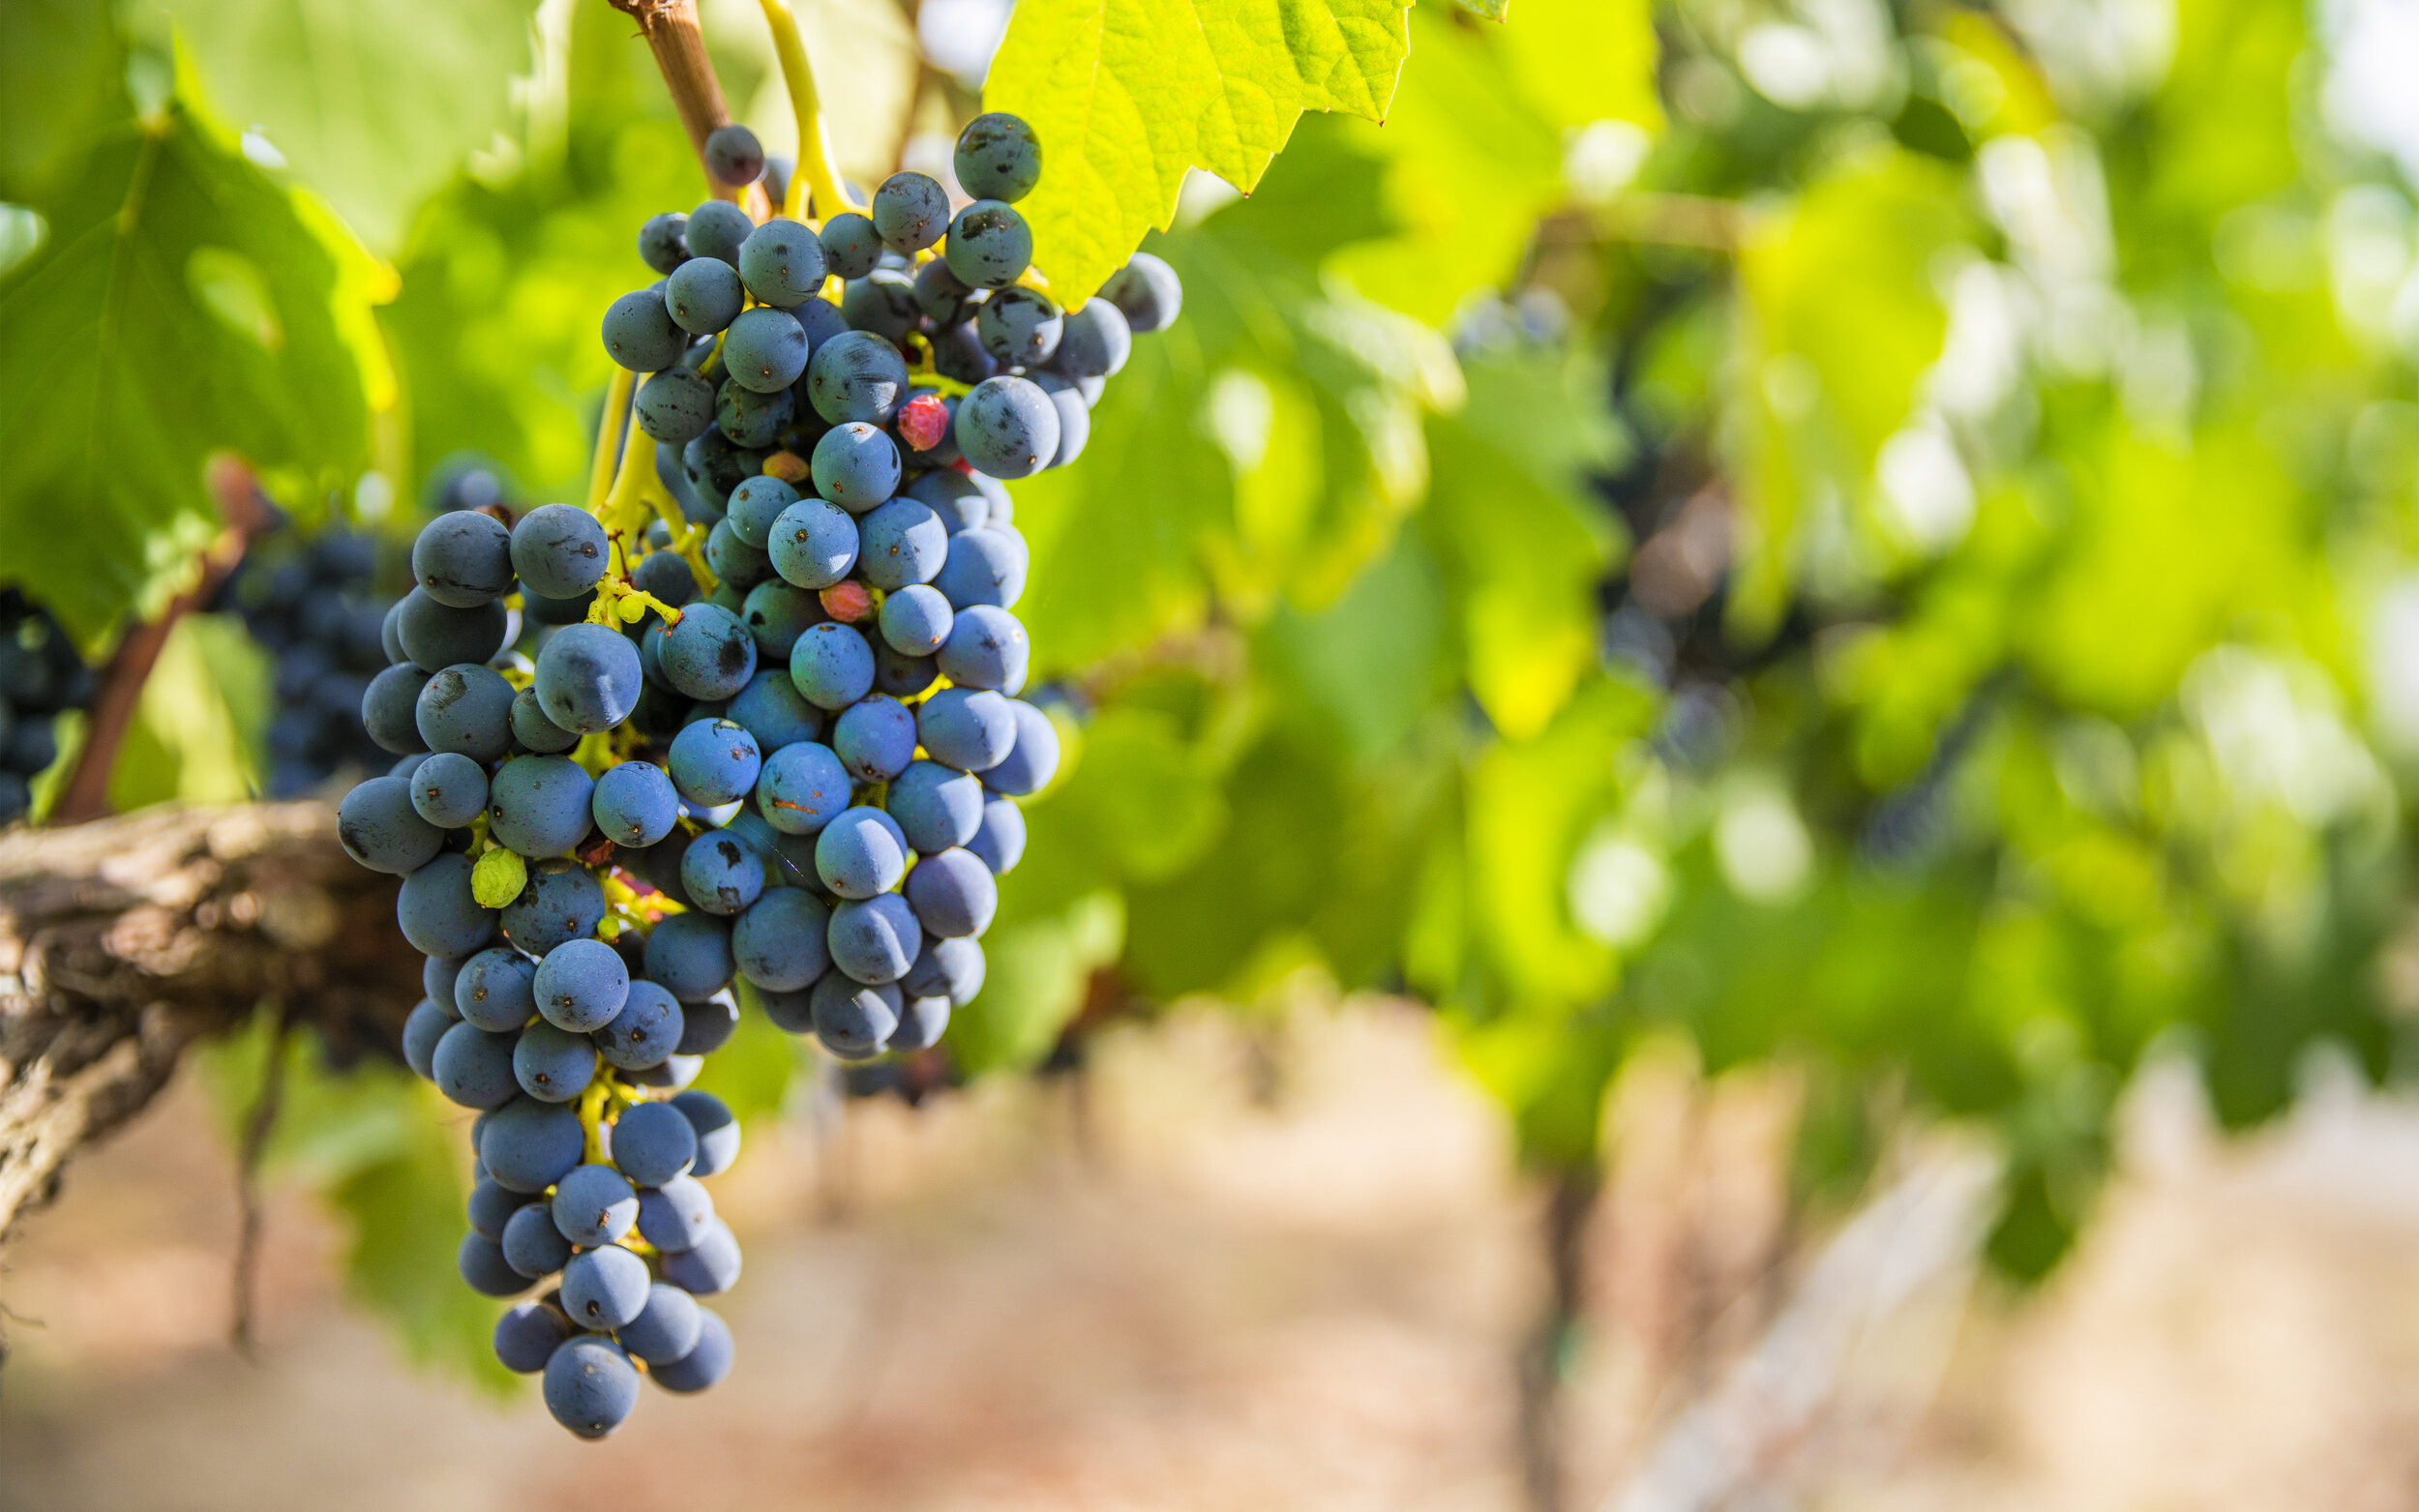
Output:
[
  {"xmin": 51, "ymin": 458, "xmax": 277, "ymax": 824},
  {"xmin": 756, "ymin": 0, "xmax": 859, "ymax": 219},
  {"xmin": 587, "ymin": 367, "xmax": 637, "ymax": 517},
  {"xmin": 608, "ymin": 0, "xmax": 745, "ymax": 198}
]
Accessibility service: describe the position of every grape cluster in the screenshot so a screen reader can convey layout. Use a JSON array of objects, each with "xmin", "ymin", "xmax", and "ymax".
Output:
[
  {"xmin": 224, "ymin": 525, "xmax": 400, "ymax": 797},
  {"xmin": 341, "ymin": 107, "xmax": 1180, "ymax": 1440},
  {"xmin": 0, "ymin": 591, "xmax": 95, "ymax": 822}
]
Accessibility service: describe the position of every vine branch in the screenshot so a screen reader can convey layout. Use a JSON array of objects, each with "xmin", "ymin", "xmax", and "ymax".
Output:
[{"xmin": 609, "ymin": 0, "xmax": 739, "ymax": 196}]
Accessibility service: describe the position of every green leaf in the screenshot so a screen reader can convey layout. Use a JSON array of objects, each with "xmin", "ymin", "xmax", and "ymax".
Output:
[
  {"xmin": 982, "ymin": 0, "xmax": 1416, "ymax": 303},
  {"xmin": 0, "ymin": 0, "xmax": 133, "ymax": 201},
  {"xmin": 1453, "ymin": 0, "xmax": 1510, "ymax": 18},
  {"xmin": 105, "ymin": 613, "xmax": 265, "ymax": 810},
  {"xmin": 158, "ymin": 0, "xmax": 541, "ymax": 252},
  {"xmin": 0, "ymin": 99, "xmax": 394, "ymax": 640}
]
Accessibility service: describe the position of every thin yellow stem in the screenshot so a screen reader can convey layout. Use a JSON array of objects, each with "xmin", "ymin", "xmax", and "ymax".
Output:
[
  {"xmin": 757, "ymin": 0, "xmax": 858, "ymax": 220},
  {"xmin": 587, "ymin": 367, "xmax": 637, "ymax": 515}
]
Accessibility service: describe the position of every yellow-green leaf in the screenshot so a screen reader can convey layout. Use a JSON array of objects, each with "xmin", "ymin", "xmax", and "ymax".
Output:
[{"xmin": 982, "ymin": 0, "xmax": 1416, "ymax": 304}]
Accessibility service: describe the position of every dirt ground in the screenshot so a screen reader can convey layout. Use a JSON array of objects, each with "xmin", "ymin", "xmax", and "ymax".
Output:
[{"xmin": 5, "ymin": 1003, "xmax": 2419, "ymax": 1512}]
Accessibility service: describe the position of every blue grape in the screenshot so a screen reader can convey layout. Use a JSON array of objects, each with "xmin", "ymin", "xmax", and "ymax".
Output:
[
  {"xmin": 510, "ymin": 505, "xmax": 610, "ymax": 603},
  {"xmin": 594, "ymin": 979, "xmax": 684, "ymax": 1073},
  {"xmin": 683, "ymin": 198, "xmax": 754, "ymax": 264},
  {"xmin": 976, "ymin": 286, "xmax": 1061, "ymax": 367},
  {"xmin": 741, "ymin": 580, "xmax": 824, "ymax": 661},
  {"xmin": 986, "ymin": 698, "xmax": 1060, "ymax": 794},
  {"xmin": 489, "ymin": 755, "xmax": 597, "ymax": 857},
  {"xmin": 523, "ymin": 586, "xmax": 594, "ymax": 626},
  {"xmin": 618, "ymin": 1283, "xmax": 703, "ymax": 1367},
  {"xmin": 514, "ymin": 1021, "xmax": 599, "ymax": 1102},
  {"xmin": 552, "ymin": 1164, "xmax": 639, "ymax": 1247},
  {"xmin": 681, "ymin": 830, "xmax": 766, "ymax": 915},
  {"xmin": 634, "ymin": 365, "xmax": 716, "ymax": 442},
  {"xmin": 725, "ymin": 475, "xmax": 800, "ymax": 548},
  {"xmin": 905, "ymin": 848, "xmax": 997, "ymax": 938},
  {"xmin": 1054, "ymin": 297, "xmax": 1132, "ymax": 379},
  {"xmin": 643, "ymin": 912, "xmax": 735, "ymax": 1001},
  {"xmin": 675, "ymin": 992, "xmax": 739, "ymax": 1054},
  {"xmin": 425, "ymin": 951, "xmax": 470, "ymax": 1004},
  {"xmin": 819, "ymin": 212, "xmax": 882, "ymax": 280},
  {"xmin": 415, "ymin": 663, "xmax": 515, "ymax": 762},
  {"xmin": 805, "ymin": 330, "xmax": 909, "ymax": 425},
  {"xmin": 936, "ymin": 605, "xmax": 1028, "ymax": 692},
  {"xmin": 409, "ymin": 751, "xmax": 489, "ymax": 828},
  {"xmin": 544, "ymin": 1336, "xmax": 640, "ymax": 1439},
  {"xmin": 535, "ymin": 937, "xmax": 630, "ymax": 1032},
  {"xmin": 468, "ymin": 1174, "xmax": 523, "ymax": 1238},
  {"xmin": 789, "ymin": 623, "xmax": 875, "ymax": 710},
  {"xmin": 891, "ymin": 993, "xmax": 949, "ymax": 1052},
  {"xmin": 402, "ymin": 997, "xmax": 455, "ymax": 1079},
  {"xmin": 456, "ymin": 946, "xmax": 538, "ymax": 1031},
  {"xmin": 732, "ymin": 887, "xmax": 830, "ymax": 991},
  {"xmin": 659, "ymin": 604, "xmax": 759, "ymax": 701},
  {"xmin": 810, "ymin": 422, "xmax": 901, "ymax": 511},
  {"xmin": 833, "ymin": 695, "xmax": 916, "ymax": 782},
  {"xmin": 727, "ymin": 667, "xmax": 822, "ymax": 751},
  {"xmin": 755, "ymin": 739, "xmax": 851, "ymax": 835},
  {"xmin": 667, "ymin": 719, "xmax": 762, "ymax": 806},
  {"xmin": 433, "ymin": 1022, "xmax": 521, "ymax": 1109},
  {"xmin": 480, "ymin": 1096, "xmax": 584, "ymax": 1192},
  {"xmin": 944, "ymin": 200, "xmax": 1033, "ymax": 289},
  {"xmin": 607, "ymin": 1099, "xmax": 697, "ymax": 1185},
  {"xmin": 912, "ymin": 259, "xmax": 979, "ymax": 325},
  {"xmin": 767, "ymin": 498, "xmax": 859, "ymax": 590},
  {"xmin": 724, "ymin": 808, "xmax": 822, "ymax": 893},
  {"xmin": 903, "ymin": 934, "xmax": 986, "ymax": 1006},
  {"xmin": 739, "ymin": 218, "xmax": 826, "ymax": 307},
  {"xmin": 672, "ymin": 1090, "xmax": 740, "ymax": 1176},
  {"xmin": 954, "ymin": 376, "xmax": 1060, "ymax": 480},
  {"xmin": 954, "ymin": 112, "xmax": 1041, "ymax": 202},
  {"xmin": 396, "ymin": 587, "xmax": 508, "ymax": 672},
  {"xmin": 760, "ymin": 984, "xmax": 817, "ymax": 1033},
  {"xmin": 592, "ymin": 760, "xmax": 679, "ymax": 846},
  {"xmin": 704, "ymin": 518, "xmax": 774, "ymax": 590},
  {"xmin": 854, "ymin": 498, "xmax": 946, "ymax": 590},
  {"xmin": 562, "ymin": 1244, "xmax": 651, "ymax": 1329},
  {"xmin": 602, "ymin": 288, "xmax": 687, "ymax": 371},
  {"xmin": 814, "ymin": 805, "xmax": 910, "ymax": 899},
  {"xmin": 633, "ymin": 548, "xmax": 701, "ymax": 610},
  {"xmin": 658, "ymin": 1218, "xmax": 743, "ymax": 1296},
  {"xmin": 872, "ymin": 640, "xmax": 937, "ymax": 698},
  {"xmin": 885, "ymin": 760, "xmax": 983, "ymax": 852},
  {"xmin": 636, "ymin": 1173, "xmax": 716, "ymax": 1252},
  {"xmin": 666, "ymin": 253, "xmax": 744, "ymax": 335},
  {"xmin": 723, "ymin": 306, "xmax": 809, "ymax": 393},
  {"xmin": 932, "ymin": 525, "xmax": 1028, "ymax": 610},
  {"xmin": 1033, "ymin": 371, "xmax": 1090, "ymax": 467},
  {"xmin": 495, "ymin": 1299, "xmax": 575, "ymax": 1374},
  {"xmin": 930, "ymin": 320, "xmax": 1000, "ymax": 385},
  {"xmin": 704, "ymin": 123, "xmax": 763, "ymax": 185},
  {"xmin": 1101, "ymin": 250, "xmax": 1183, "ymax": 332},
  {"xmin": 916, "ymin": 688, "xmax": 1016, "ymax": 772},
  {"xmin": 650, "ymin": 1309, "xmax": 733, "ymax": 1393},
  {"xmin": 512, "ymin": 686, "xmax": 581, "ymax": 755},
  {"xmin": 639, "ymin": 211, "xmax": 690, "ymax": 275},
  {"xmin": 399, "ymin": 852, "xmax": 496, "ymax": 956},
  {"xmin": 810, "ymin": 974, "xmax": 901, "ymax": 1059},
  {"xmin": 338, "ymin": 775, "xmax": 441, "ymax": 875},
  {"xmin": 362, "ymin": 665, "xmax": 433, "ymax": 755},
  {"xmin": 502, "ymin": 1201, "xmax": 574, "ymax": 1278},
  {"xmin": 840, "ymin": 269, "xmax": 921, "ymax": 344},
  {"xmin": 459, "ymin": 1231, "xmax": 529, "ymax": 1297},
  {"xmin": 715, "ymin": 378, "xmax": 792, "ymax": 448},
  {"xmin": 501, "ymin": 859, "xmax": 606, "ymax": 955},
  {"xmin": 905, "ymin": 470, "xmax": 991, "ymax": 533},
  {"xmin": 791, "ymin": 293, "xmax": 849, "ymax": 368},
  {"xmin": 872, "ymin": 170, "xmax": 950, "ymax": 252},
  {"xmin": 878, "ymin": 584, "xmax": 952, "ymax": 657},
  {"xmin": 968, "ymin": 795, "xmax": 1026, "ymax": 874},
  {"xmin": 681, "ymin": 431, "xmax": 757, "ymax": 519},
  {"xmin": 535, "ymin": 623, "xmax": 642, "ymax": 733},
  {"xmin": 827, "ymin": 893, "xmax": 922, "ymax": 985}
]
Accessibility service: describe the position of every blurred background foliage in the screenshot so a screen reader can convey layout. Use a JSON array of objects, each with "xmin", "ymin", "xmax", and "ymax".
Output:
[{"xmin": 6, "ymin": 0, "xmax": 2418, "ymax": 1371}]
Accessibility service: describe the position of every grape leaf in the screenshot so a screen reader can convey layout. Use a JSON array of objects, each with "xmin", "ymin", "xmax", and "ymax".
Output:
[
  {"xmin": 982, "ymin": 0, "xmax": 1416, "ymax": 304},
  {"xmin": 0, "ymin": 0, "xmax": 131, "ymax": 201},
  {"xmin": 0, "ymin": 98, "xmax": 393, "ymax": 640},
  {"xmin": 157, "ymin": 0, "xmax": 540, "ymax": 252}
]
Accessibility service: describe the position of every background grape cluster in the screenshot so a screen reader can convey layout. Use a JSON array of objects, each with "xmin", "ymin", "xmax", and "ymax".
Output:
[
  {"xmin": 338, "ymin": 109, "xmax": 1179, "ymax": 1439},
  {"xmin": 220, "ymin": 523, "xmax": 402, "ymax": 798},
  {"xmin": 0, "ymin": 592, "xmax": 96, "ymax": 822}
]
